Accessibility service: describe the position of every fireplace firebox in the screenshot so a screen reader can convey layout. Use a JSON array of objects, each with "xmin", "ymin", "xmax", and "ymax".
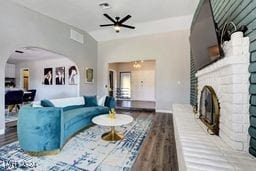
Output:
[{"xmin": 199, "ymin": 86, "xmax": 220, "ymax": 135}]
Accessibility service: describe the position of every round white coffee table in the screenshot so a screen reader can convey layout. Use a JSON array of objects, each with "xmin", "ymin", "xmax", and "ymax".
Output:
[{"xmin": 92, "ymin": 114, "xmax": 134, "ymax": 141}]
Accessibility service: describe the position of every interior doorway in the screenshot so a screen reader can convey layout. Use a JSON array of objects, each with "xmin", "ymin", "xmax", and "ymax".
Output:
[
  {"xmin": 22, "ymin": 68, "xmax": 29, "ymax": 91},
  {"xmin": 120, "ymin": 72, "xmax": 131, "ymax": 99},
  {"xmin": 108, "ymin": 60, "xmax": 156, "ymax": 110},
  {"xmin": 109, "ymin": 70, "xmax": 114, "ymax": 96}
]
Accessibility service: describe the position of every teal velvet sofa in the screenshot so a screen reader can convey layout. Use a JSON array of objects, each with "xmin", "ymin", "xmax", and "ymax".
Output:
[{"xmin": 17, "ymin": 96, "xmax": 115, "ymax": 154}]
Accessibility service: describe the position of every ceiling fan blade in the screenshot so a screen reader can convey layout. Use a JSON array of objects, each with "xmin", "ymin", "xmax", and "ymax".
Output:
[
  {"xmin": 120, "ymin": 24, "xmax": 135, "ymax": 29},
  {"xmin": 103, "ymin": 13, "xmax": 116, "ymax": 23},
  {"xmin": 100, "ymin": 24, "xmax": 115, "ymax": 27},
  {"xmin": 119, "ymin": 15, "xmax": 131, "ymax": 24}
]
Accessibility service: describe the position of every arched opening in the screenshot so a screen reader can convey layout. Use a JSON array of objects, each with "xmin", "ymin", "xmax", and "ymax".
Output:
[
  {"xmin": 199, "ymin": 85, "xmax": 220, "ymax": 135},
  {"xmin": 5, "ymin": 47, "xmax": 80, "ymax": 128}
]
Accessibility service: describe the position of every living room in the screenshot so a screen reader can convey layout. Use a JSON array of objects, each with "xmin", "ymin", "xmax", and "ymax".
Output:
[{"xmin": 1, "ymin": 0, "xmax": 256, "ymax": 170}]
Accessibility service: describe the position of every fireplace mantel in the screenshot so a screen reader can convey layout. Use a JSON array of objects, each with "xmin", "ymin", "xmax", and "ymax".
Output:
[
  {"xmin": 196, "ymin": 37, "xmax": 250, "ymax": 78},
  {"xmin": 196, "ymin": 55, "xmax": 249, "ymax": 78}
]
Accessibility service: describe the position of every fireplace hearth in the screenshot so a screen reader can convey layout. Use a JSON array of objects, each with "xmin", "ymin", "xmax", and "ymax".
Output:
[{"xmin": 199, "ymin": 86, "xmax": 220, "ymax": 135}]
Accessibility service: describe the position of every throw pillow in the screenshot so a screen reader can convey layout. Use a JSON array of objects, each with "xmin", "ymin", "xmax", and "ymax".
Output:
[
  {"xmin": 84, "ymin": 96, "xmax": 98, "ymax": 107},
  {"xmin": 104, "ymin": 96, "xmax": 115, "ymax": 107},
  {"xmin": 97, "ymin": 95, "xmax": 107, "ymax": 106},
  {"xmin": 41, "ymin": 99, "xmax": 55, "ymax": 107}
]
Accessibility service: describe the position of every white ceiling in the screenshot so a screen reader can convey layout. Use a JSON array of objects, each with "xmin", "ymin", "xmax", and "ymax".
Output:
[
  {"xmin": 90, "ymin": 15, "xmax": 193, "ymax": 41},
  {"xmin": 8, "ymin": 47, "xmax": 66, "ymax": 64},
  {"xmin": 11, "ymin": 0, "xmax": 199, "ymax": 40}
]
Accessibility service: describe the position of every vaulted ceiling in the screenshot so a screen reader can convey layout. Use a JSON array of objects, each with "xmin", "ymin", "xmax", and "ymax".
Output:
[{"xmin": 11, "ymin": 0, "xmax": 199, "ymax": 41}]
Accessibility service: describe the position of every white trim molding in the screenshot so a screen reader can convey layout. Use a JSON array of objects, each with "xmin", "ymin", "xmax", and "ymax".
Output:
[{"xmin": 156, "ymin": 109, "xmax": 173, "ymax": 114}]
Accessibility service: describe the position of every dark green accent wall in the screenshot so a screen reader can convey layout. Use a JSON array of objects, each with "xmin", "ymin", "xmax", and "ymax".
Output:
[
  {"xmin": 190, "ymin": 53, "xmax": 197, "ymax": 106},
  {"xmin": 190, "ymin": 0, "xmax": 256, "ymax": 156},
  {"xmin": 190, "ymin": 1, "xmax": 204, "ymax": 107}
]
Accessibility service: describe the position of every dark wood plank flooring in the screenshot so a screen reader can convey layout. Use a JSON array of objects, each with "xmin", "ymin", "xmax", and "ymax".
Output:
[
  {"xmin": 0, "ymin": 121, "xmax": 17, "ymax": 147},
  {"xmin": 0, "ymin": 111, "xmax": 178, "ymax": 171},
  {"xmin": 130, "ymin": 112, "xmax": 178, "ymax": 171}
]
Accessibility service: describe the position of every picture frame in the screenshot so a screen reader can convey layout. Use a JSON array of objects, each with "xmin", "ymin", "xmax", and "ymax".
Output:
[
  {"xmin": 43, "ymin": 68, "xmax": 53, "ymax": 85},
  {"xmin": 55, "ymin": 66, "xmax": 65, "ymax": 85},
  {"xmin": 85, "ymin": 67, "xmax": 94, "ymax": 83},
  {"xmin": 68, "ymin": 66, "xmax": 78, "ymax": 85}
]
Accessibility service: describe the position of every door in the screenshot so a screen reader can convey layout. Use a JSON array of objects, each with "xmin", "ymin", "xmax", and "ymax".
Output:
[
  {"xmin": 22, "ymin": 69, "xmax": 29, "ymax": 91},
  {"xmin": 109, "ymin": 71, "xmax": 114, "ymax": 97},
  {"xmin": 120, "ymin": 72, "xmax": 131, "ymax": 99}
]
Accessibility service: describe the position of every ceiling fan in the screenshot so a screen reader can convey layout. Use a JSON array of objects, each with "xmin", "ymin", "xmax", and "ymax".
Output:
[{"xmin": 100, "ymin": 13, "xmax": 135, "ymax": 33}]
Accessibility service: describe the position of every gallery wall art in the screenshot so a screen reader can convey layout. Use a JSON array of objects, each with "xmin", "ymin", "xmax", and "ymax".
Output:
[
  {"xmin": 85, "ymin": 67, "xmax": 94, "ymax": 83},
  {"xmin": 68, "ymin": 66, "xmax": 78, "ymax": 85},
  {"xmin": 43, "ymin": 68, "xmax": 53, "ymax": 85},
  {"xmin": 55, "ymin": 67, "xmax": 65, "ymax": 85}
]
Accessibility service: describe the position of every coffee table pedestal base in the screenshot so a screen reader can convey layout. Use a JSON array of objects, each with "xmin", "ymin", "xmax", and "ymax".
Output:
[{"xmin": 101, "ymin": 126, "xmax": 124, "ymax": 141}]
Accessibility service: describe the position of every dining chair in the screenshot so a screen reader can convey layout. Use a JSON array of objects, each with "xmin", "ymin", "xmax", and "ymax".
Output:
[
  {"xmin": 23, "ymin": 89, "xmax": 36, "ymax": 103},
  {"xmin": 5, "ymin": 90, "xmax": 24, "ymax": 114}
]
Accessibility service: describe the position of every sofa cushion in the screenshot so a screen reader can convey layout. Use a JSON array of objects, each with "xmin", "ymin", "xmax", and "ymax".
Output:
[
  {"xmin": 49, "ymin": 97, "xmax": 85, "ymax": 107},
  {"xmin": 41, "ymin": 99, "xmax": 55, "ymax": 107},
  {"xmin": 63, "ymin": 106, "xmax": 109, "ymax": 127},
  {"xmin": 63, "ymin": 105, "xmax": 85, "ymax": 112},
  {"xmin": 95, "ymin": 106, "xmax": 109, "ymax": 113},
  {"xmin": 84, "ymin": 96, "xmax": 98, "ymax": 107}
]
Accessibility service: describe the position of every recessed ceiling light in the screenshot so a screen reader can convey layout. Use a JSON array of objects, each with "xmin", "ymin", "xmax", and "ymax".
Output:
[{"xmin": 99, "ymin": 2, "xmax": 111, "ymax": 9}]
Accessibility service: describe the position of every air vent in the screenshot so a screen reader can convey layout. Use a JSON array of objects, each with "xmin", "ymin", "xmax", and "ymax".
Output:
[
  {"xmin": 15, "ymin": 50, "xmax": 24, "ymax": 54},
  {"xmin": 70, "ymin": 29, "xmax": 84, "ymax": 44},
  {"xmin": 99, "ymin": 2, "xmax": 111, "ymax": 9}
]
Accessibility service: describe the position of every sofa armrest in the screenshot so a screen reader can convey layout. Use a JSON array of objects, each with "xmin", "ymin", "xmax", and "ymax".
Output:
[
  {"xmin": 17, "ymin": 106, "xmax": 63, "ymax": 152},
  {"xmin": 104, "ymin": 96, "xmax": 116, "ymax": 109}
]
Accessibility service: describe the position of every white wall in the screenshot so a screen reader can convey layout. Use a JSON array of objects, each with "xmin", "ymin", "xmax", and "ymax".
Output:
[
  {"xmin": 15, "ymin": 58, "xmax": 79, "ymax": 101},
  {"xmin": 0, "ymin": 0, "xmax": 97, "ymax": 134},
  {"xmin": 109, "ymin": 61, "xmax": 156, "ymax": 101},
  {"xmin": 98, "ymin": 31, "xmax": 190, "ymax": 112}
]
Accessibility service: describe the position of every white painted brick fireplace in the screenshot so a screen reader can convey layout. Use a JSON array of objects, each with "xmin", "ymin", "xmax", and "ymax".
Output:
[{"xmin": 196, "ymin": 35, "xmax": 250, "ymax": 151}]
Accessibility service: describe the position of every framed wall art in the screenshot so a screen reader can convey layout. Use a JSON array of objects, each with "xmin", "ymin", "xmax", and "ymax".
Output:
[
  {"xmin": 43, "ymin": 68, "xmax": 53, "ymax": 85},
  {"xmin": 85, "ymin": 67, "xmax": 94, "ymax": 83}
]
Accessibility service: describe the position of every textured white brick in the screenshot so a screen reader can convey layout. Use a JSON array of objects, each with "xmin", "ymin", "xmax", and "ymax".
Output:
[
  {"xmin": 233, "ymin": 46, "xmax": 243, "ymax": 56},
  {"xmin": 232, "ymin": 114, "xmax": 244, "ymax": 124},
  {"xmin": 224, "ymin": 103, "xmax": 243, "ymax": 114},
  {"xmin": 243, "ymin": 124, "xmax": 250, "ymax": 133},
  {"xmin": 231, "ymin": 123, "xmax": 243, "ymax": 133},
  {"xmin": 243, "ymin": 115, "xmax": 250, "ymax": 124},
  {"xmin": 232, "ymin": 94, "xmax": 243, "ymax": 104},
  {"xmin": 196, "ymin": 37, "xmax": 250, "ymax": 152},
  {"xmin": 220, "ymin": 130, "xmax": 244, "ymax": 150}
]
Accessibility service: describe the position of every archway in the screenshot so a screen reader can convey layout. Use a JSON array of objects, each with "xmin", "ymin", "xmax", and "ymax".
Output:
[{"xmin": 4, "ymin": 47, "xmax": 80, "ymax": 130}]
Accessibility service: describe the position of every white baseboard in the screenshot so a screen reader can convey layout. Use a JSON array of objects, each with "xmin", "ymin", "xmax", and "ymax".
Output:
[
  {"xmin": 0, "ymin": 128, "xmax": 5, "ymax": 135},
  {"xmin": 156, "ymin": 109, "xmax": 173, "ymax": 113}
]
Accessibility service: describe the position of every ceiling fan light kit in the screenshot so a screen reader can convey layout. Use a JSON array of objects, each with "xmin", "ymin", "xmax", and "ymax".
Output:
[
  {"xmin": 114, "ymin": 25, "xmax": 121, "ymax": 32},
  {"xmin": 100, "ymin": 13, "xmax": 135, "ymax": 33}
]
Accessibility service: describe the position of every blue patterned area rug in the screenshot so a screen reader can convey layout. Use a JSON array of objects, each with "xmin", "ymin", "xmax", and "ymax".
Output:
[{"xmin": 0, "ymin": 115, "xmax": 152, "ymax": 171}]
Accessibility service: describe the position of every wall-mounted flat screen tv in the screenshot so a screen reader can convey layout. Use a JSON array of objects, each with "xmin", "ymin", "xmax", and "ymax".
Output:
[{"xmin": 190, "ymin": 0, "xmax": 223, "ymax": 71}]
